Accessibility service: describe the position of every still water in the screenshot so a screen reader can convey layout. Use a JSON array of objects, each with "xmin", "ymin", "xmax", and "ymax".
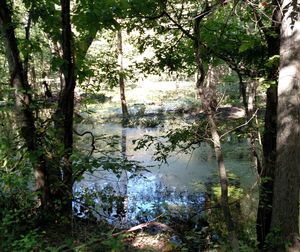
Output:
[{"xmin": 73, "ymin": 120, "xmax": 255, "ymax": 227}]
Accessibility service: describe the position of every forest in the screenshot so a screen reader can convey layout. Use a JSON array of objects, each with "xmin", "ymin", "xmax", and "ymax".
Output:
[{"xmin": 0, "ymin": 0, "xmax": 299, "ymax": 251}]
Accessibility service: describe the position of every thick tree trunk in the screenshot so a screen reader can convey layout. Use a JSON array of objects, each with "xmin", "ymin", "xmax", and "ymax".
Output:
[
  {"xmin": 194, "ymin": 16, "xmax": 239, "ymax": 250},
  {"xmin": 117, "ymin": 29, "xmax": 129, "ymax": 123},
  {"xmin": 270, "ymin": 0, "xmax": 300, "ymax": 249}
]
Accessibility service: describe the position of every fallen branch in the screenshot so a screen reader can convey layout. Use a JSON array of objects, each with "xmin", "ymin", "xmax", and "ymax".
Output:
[{"xmin": 112, "ymin": 221, "xmax": 174, "ymax": 237}]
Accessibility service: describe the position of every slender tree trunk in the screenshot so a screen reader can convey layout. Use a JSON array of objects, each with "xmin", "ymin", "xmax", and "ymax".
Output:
[
  {"xmin": 237, "ymin": 73, "xmax": 263, "ymax": 176},
  {"xmin": 194, "ymin": 16, "xmax": 239, "ymax": 250},
  {"xmin": 270, "ymin": 0, "xmax": 300, "ymax": 249},
  {"xmin": 49, "ymin": 0, "xmax": 76, "ymax": 220},
  {"xmin": 24, "ymin": 12, "xmax": 32, "ymax": 80},
  {"xmin": 117, "ymin": 29, "xmax": 129, "ymax": 123},
  {"xmin": 238, "ymin": 73, "xmax": 248, "ymax": 116}
]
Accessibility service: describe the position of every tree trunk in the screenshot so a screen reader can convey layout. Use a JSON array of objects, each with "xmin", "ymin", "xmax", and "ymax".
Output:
[
  {"xmin": 117, "ymin": 29, "xmax": 129, "ymax": 123},
  {"xmin": 52, "ymin": 0, "xmax": 76, "ymax": 221},
  {"xmin": 257, "ymin": 86, "xmax": 277, "ymax": 249},
  {"xmin": 0, "ymin": 0, "xmax": 49, "ymax": 211},
  {"xmin": 270, "ymin": 0, "xmax": 300, "ymax": 248},
  {"xmin": 237, "ymin": 72, "xmax": 263, "ymax": 176},
  {"xmin": 194, "ymin": 16, "xmax": 239, "ymax": 250},
  {"xmin": 255, "ymin": 2, "xmax": 280, "ymax": 249},
  {"xmin": 24, "ymin": 11, "xmax": 32, "ymax": 81}
]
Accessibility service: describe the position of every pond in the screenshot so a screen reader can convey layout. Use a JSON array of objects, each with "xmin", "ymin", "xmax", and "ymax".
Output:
[{"xmin": 73, "ymin": 118, "xmax": 255, "ymax": 230}]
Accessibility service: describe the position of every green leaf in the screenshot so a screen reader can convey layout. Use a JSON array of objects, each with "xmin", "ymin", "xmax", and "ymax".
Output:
[{"xmin": 239, "ymin": 41, "xmax": 255, "ymax": 53}]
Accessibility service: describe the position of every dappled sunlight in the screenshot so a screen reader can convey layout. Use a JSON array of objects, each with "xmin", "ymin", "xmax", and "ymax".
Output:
[{"xmin": 129, "ymin": 232, "xmax": 175, "ymax": 251}]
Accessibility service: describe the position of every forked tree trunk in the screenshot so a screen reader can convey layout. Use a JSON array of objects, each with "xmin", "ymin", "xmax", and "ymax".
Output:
[
  {"xmin": 0, "ymin": 0, "xmax": 49, "ymax": 210},
  {"xmin": 270, "ymin": 0, "xmax": 300, "ymax": 249},
  {"xmin": 194, "ymin": 16, "xmax": 239, "ymax": 250}
]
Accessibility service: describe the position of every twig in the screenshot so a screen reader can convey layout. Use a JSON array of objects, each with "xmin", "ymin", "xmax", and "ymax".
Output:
[
  {"xmin": 72, "ymin": 197, "xmax": 109, "ymax": 219},
  {"xmin": 219, "ymin": 108, "xmax": 259, "ymax": 139}
]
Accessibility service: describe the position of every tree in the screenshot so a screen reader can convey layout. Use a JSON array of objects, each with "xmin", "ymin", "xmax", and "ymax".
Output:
[
  {"xmin": 117, "ymin": 28, "xmax": 129, "ymax": 122},
  {"xmin": 127, "ymin": 1, "xmax": 241, "ymax": 248},
  {"xmin": 0, "ymin": 0, "xmax": 48, "ymax": 212},
  {"xmin": 194, "ymin": 9, "xmax": 239, "ymax": 248},
  {"xmin": 269, "ymin": 0, "xmax": 300, "ymax": 249},
  {"xmin": 53, "ymin": 0, "xmax": 76, "ymax": 220},
  {"xmin": 1, "ymin": 0, "xmax": 77, "ymax": 222},
  {"xmin": 252, "ymin": 0, "xmax": 280, "ymax": 248}
]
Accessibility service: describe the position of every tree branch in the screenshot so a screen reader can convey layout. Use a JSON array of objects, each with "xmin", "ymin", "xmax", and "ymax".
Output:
[
  {"xmin": 73, "ymin": 129, "xmax": 96, "ymax": 158},
  {"xmin": 164, "ymin": 11, "xmax": 195, "ymax": 40},
  {"xmin": 220, "ymin": 108, "xmax": 259, "ymax": 139},
  {"xmin": 112, "ymin": 221, "xmax": 174, "ymax": 237}
]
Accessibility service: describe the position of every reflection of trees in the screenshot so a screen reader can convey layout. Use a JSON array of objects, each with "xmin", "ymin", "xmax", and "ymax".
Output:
[
  {"xmin": 128, "ymin": 178, "xmax": 204, "ymax": 226},
  {"xmin": 74, "ymin": 127, "xmax": 207, "ymax": 228},
  {"xmin": 74, "ymin": 170, "xmax": 205, "ymax": 230},
  {"xmin": 116, "ymin": 127, "xmax": 129, "ymax": 224}
]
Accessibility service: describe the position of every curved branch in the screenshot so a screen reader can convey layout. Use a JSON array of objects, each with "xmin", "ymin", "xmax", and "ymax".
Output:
[{"xmin": 73, "ymin": 129, "xmax": 95, "ymax": 158}]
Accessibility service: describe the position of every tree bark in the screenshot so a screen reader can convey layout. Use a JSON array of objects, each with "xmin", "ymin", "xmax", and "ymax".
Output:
[
  {"xmin": 52, "ymin": 0, "xmax": 76, "ymax": 220},
  {"xmin": 254, "ymin": 2, "xmax": 280, "ymax": 249},
  {"xmin": 117, "ymin": 29, "xmax": 129, "ymax": 123},
  {"xmin": 270, "ymin": 0, "xmax": 300, "ymax": 248},
  {"xmin": 257, "ymin": 86, "xmax": 277, "ymax": 250}
]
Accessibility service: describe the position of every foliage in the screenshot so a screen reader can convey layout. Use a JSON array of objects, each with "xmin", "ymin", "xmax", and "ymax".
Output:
[
  {"xmin": 133, "ymin": 120, "xmax": 209, "ymax": 163},
  {"xmin": 12, "ymin": 229, "xmax": 43, "ymax": 252},
  {"xmin": 204, "ymin": 173, "xmax": 257, "ymax": 250},
  {"xmin": 0, "ymin": 114, "xmax": 38, "ymax": 251}
]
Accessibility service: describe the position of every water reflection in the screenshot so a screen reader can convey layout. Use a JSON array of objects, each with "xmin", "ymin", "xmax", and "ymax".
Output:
[{"xmin": 74, "ymin": 121, "xmax": 254, "ymax": 228}]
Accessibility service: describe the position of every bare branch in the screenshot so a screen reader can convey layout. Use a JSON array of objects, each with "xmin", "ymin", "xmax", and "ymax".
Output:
[
  {"xmin": 220, "ymin": 108, "xmax": 259, "ymax": 139},
  {"xmin": 73, "ymin": 129, "xmax": 95, "ymax": 158},
  {"xmin": 112, "ymin": 220, "xmax": 174, "ymax": 237}
]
